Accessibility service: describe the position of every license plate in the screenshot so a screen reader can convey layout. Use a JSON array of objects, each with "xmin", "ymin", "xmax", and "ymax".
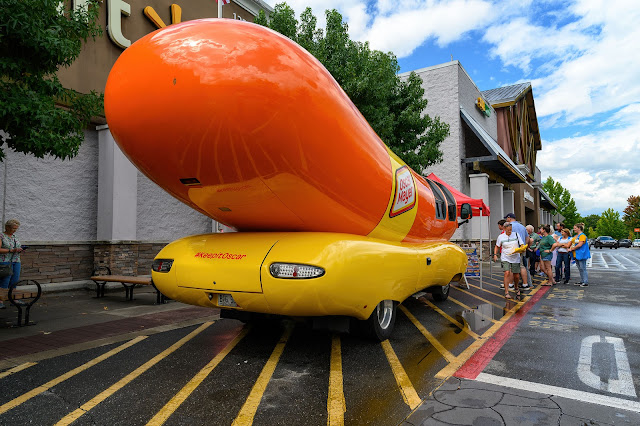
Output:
[{"xmin": 218, "ymin": 293, "xmax": 237, "ymax": 307}]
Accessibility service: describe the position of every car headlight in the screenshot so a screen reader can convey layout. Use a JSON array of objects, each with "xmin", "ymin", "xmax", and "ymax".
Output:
[
  {"xmin": 269, "ymin": 263, "xmax": 325, "ymax": 279},
  {"xmin": 152, "ymin": 259, "xmax": 174, "ymax": 272}
]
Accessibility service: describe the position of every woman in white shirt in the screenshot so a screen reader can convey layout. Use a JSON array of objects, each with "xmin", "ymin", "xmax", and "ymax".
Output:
[{"xmin": 553, "ymin": 228, "xmax": 572, "ymax": 284}]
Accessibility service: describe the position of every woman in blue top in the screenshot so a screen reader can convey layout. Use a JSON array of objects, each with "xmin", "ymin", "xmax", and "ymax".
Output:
[
  {"xmin": 553, "ymin": 228, "xmax": 572, "ymax": 284},
  {"xmin": 569, "ymin": 223, "xmax": 591, "ymax": 287},
  {"xmin": 0, "ymin": 219, "xmax": 24, "ymax": 308}
]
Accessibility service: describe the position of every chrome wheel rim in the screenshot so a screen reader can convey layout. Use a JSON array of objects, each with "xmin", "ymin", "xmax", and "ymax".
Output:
[
  {"xmin": 442, "ymin": 283, "xmax": 450, "ymax": 295},
  {"xmin": 376, "ymin": 300, "xmax": 394, "ymax": 329}
]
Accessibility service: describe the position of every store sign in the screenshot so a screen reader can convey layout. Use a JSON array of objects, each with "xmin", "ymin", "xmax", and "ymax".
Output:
[
  {"xmin": 476, "ymin": 97, "xmax": 491, "ymax": 117},
  {"xmin": 73, "ymin": 0, "xmax": 249, "ymax": 50},
  {"xmin": 524, "ymin": 190, "xmax": 534, "ymax": 204},
  {"xmin": 635, "ymin": 228, "xmax": 640, "ymax": 232}
]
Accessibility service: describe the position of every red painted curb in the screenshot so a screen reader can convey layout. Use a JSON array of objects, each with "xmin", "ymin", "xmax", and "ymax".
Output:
[{"xmin": 454, "ymin": 285, "xmax": 552, "ymax": 379}]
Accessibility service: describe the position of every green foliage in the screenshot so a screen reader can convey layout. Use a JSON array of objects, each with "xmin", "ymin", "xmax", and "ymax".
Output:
[
  {"xmin": 622, "ymin": 195, "xmax": 640, "ymax": 232},
  {"xmin": 254, "ymin": 4, "xmax": 447, "ymax": 172},
  {"xmin": 586, "ymin": 226, "xmax": 597, "ymax": 239},
  {"xmin": 583, "ymin": 214, "xmax": 600, "ymax": 232},
  {"xmin": 596, "ymin": 208, "xmax": 627, "ymax": 240},
  {"xmin": 542, "ymin": 177, "xmax": 581, "ymax": 227},
  {"xmin": 0, "ymin": 0, "xmax": 103, "ymax": 161}
]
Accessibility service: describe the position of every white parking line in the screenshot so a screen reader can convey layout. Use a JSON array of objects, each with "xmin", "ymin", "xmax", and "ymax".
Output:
[
  {"xmin": 578, "ymin": 336, "xmax": 637, "ymax": 397},
  {"xmin": 475, "ymin": 373, "xmax": 640, "ymax": 413}
]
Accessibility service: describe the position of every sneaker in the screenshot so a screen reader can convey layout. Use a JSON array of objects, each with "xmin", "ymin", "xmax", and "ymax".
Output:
[
  {"xmin": 500, "ymin": 283, "xmax": 504, "ymax": 289},
  {"xmin": 580, "ymin": 283, "xmax": 589, "ymax": 287},
  {"xmin": 0, "ymin": 303, "xmax": 5, "ymax": 309},
  {"xmin": 574, "ymin": 282, "xmax": 583, "ymax": 286},
  {"xmin": 521, "ymin": 284, "xmax": 531, "ymax": 290},
  {"xmin": 563, "ymin": 280, "xmax": 569, "ymax": 285},
  {"xmin": 509, "ymin": 283, "xmax": 514, "ymax": 289}
]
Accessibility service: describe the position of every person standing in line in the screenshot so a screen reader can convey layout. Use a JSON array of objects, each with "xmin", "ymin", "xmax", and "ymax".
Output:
[
  {"xmin": 551, "ymin": 222, "xmax": 563, "ymax": 280},
  {"xmin": 0, "ymin": 219, "xmax": 24, "ymax": 309},
  {"xmin": 496, "ymin": 219, "xmax": 513, "ymax": 290},
  {"xmin": 493, "ymin": 222, "xmax": 524, "ymax": 300},
  {"xmin": 553, "ymin": 228, "xmax": 572, "ymax": 284},
  {"xmin": 538, "ymin": 224, "xmax": 557, "ymax": 286},
  {"xmin": 504, "ymin": 213, "xmax": 531, "ymax": 290},
  {"xmin": 526, "ymin": 225, "xmax": 541, "ymax": 278},
  {"xmin": 569, "ymin": 223, "xmax": 591, "ymax": 287}
]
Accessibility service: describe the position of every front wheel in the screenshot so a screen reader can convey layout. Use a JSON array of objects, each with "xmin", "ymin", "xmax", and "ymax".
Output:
[
  {"xmin": 431, "ymin": 283, "xmax": 450, "ymax": 302},
  {"xmin": 364, "ymin": 300, "xmax": 397, "ymax": 341}
]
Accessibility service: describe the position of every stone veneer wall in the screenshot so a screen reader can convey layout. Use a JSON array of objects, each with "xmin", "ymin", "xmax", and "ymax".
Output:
[{"xmin": 18, "ymin": 242, "xmax": 168, "ymax": 283}]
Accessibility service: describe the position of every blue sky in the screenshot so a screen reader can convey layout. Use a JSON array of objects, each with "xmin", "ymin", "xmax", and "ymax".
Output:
[{"xmin": 277, "ymin": 0, "xmax": 640, "ymax": 217}]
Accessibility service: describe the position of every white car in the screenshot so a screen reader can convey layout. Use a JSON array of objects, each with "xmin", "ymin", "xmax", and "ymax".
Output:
[{"xmin": 633, "ymin": 239, "xmax": 640, "ymax": 248}]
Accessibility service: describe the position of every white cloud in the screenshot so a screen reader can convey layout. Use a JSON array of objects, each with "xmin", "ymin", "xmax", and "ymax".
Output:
[
  {"xmin": 482, "ymin": 0, "xmax": 640, "ymax": 123},
  {"xmin": 537, "ymin": 111, "xmax": 640, "ymax": 214},
  {"xmin": 268, "ymin": 0, "xmax": 494, "ymax": 57}
]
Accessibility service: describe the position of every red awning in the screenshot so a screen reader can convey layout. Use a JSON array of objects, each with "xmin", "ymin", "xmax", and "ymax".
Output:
[{"xmin": 426, "ymin": 173, "xmax": 490, "ymax": 217}]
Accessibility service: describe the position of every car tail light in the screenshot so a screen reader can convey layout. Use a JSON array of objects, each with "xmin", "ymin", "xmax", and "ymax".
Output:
[
  {"xmin": 152, "ymin": 259, "xmax": 174, "ymax": 272},
  {"xmin": 269, "ymin": 263, "xmax": 325, "ymax": 279}
]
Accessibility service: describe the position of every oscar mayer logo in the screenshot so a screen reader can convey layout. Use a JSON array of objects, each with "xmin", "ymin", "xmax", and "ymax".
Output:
[{"xmin": 390, "ymin": 166, "xmax": 416, "ymax": 217}]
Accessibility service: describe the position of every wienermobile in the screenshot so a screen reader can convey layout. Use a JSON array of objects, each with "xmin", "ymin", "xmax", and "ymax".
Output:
[{"xmin": 104, "ymin": 19, "xmax": 472, "ymax": 340}]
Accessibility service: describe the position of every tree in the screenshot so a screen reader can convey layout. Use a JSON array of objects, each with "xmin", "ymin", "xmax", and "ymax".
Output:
[
  {"xmin": 255, "ymin": 4, "xmax": 448, "ymax": 172},
  {"xmin": 0, "ymin": 0, "xmax": 103, "ymax": 161},
  {"xmin": 583, "ymin": 214, "xmax": 600, "ymax": 233},
  {"xmin": 542, "ymin": 177, "xmax": 581, "ymax": 226},
  {"xmin": 596, "ymin": 208, "xmax": 627, "ymax": 240},
  {"xmin": 622, "ymin": 195, "xmax": 640, "ymax": 233}
]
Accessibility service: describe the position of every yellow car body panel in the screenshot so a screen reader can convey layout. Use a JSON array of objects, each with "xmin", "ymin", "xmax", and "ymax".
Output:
[{"xmin": 152, "ymin": 232, "xmax": 467, "ymax": 320}]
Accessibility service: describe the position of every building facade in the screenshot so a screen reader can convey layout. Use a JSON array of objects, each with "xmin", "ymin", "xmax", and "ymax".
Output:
[
  {"xmin": 1, "ymin": 0, "xmax": 271, "ymax": 283},
  {"xmin": 402, "ymin": 61, "xmax": 558, "ymax": 248}
]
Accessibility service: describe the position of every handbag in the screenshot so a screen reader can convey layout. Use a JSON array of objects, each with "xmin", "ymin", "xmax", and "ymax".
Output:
[{"xmin": 0, "ymin": 241, "xmax": 16, "ymax": 278}]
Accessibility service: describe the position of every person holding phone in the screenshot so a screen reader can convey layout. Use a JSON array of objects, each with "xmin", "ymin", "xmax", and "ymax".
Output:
[{"xmin": 0, "ymin": 219, "xmax": 24, "ymax": 308}]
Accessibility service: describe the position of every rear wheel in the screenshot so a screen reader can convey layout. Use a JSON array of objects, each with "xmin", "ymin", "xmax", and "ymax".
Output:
[
  {"xmin": 431, "ymin": 283, "xmax": 450, "ymax": 302},
  {"xmin": 364, "ymin": 300, "xmax": 396, "ymax": 341}
]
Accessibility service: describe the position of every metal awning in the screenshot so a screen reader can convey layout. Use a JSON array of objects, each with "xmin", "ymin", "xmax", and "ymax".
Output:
[
  {"xmin": 538, "ymin": 187, "xmax": 558, "ymax": 210},
  {"xmin": 460, "ymin": 107, "xmax": 527, "ymax": 183}
]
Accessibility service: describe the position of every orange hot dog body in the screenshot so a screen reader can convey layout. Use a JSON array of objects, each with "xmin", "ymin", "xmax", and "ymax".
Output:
[{"xmin": 104, "ymin": 19, "xmax": 456, "ymax": 243}]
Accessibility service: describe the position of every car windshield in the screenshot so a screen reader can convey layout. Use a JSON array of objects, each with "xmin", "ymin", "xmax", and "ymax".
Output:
[
  {"xmin": 600, "ymin": 237, "xmax": 613, "ymax": 240},
  {"xmin": 635, "ymin": 239, "xmax": 640, "ymax": 242}
]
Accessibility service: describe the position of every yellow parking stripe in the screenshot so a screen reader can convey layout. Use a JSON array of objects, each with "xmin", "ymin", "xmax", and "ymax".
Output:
[
  {"xmin": 381, "ymin": 340, "xmax": 421, "ymax": 409},
  {"xmin": 451, "ymin": 287, "xmax": 504, "ymax": 309},
  {"xmin": 435, "ymin": 283, "xmax": 545, "ymax": 379},
  {"xmin": 0, "ymin": 337, "xmax": 146, "ymax": 415},
  {"xmin": 399, "ymin": 305, "xmax": 455, "ymax": 363},
  {"xmin": 418, "ymin": 298, "xmax": 480, "ymax": 340},
  {"xmin": 147, "ymin": 326, "xmax": 249, "ymax": 426},
  {"xmin": 232, "ymin": 326, "xmax": 293, "ymax": 426},
  {"xmin": 55, "ymin": 322, "xmax": 212, "ymax": 426},
  {"xmin": 327, "ymin": 335, "xmax": 345, "ymax": 426},
  {"xmin": 0, "ymin": 362, "xmax": 37, "ymax": 379}
]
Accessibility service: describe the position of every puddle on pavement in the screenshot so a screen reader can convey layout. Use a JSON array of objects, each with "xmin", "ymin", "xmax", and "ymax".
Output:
[{"xmin": 457, "ymin": 303, "xmax": 511, "ymax": 334}]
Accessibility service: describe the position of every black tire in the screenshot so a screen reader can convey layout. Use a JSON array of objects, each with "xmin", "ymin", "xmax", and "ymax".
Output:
[
  {"xmin": 431, "ymin": 283, "xmax": 450, "ymax": 302},
  {"xmin": 363, "ymin": 300, "xmax": 396, "ymax": 341}
]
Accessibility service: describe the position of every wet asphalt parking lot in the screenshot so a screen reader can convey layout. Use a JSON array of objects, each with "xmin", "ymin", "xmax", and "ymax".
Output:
[{"xmin": 0, "ymin": 247, "xmax": 639, "ymax": 425}]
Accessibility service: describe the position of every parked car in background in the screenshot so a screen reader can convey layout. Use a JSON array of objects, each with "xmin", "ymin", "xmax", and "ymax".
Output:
[
  {"xmin": 618, "ymin": 239, "xmax": 632, "ymax": 248},
  {"xmin": 633, "ymin": 239, "xmax": 640, "ymax": 248},
  {"xmin": 594, "ymin": 236, "xmax": 618, "ymax": 249}
]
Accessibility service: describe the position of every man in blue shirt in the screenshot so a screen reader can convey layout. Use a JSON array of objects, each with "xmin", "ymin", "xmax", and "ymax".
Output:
[{"xmin": 505, "ymin": 213, "xmax": 531, "ymax": 289}]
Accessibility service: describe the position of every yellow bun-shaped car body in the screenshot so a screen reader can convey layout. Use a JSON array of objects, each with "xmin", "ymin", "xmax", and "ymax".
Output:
[{"xmin": 106, "ymin": 19, "xmax": 471, "ymax": 339}]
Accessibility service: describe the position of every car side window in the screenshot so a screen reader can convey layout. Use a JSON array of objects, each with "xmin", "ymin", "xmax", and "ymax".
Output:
[
  {"xmin": 426, "ymin": 180, "xmax": 446, "ymax": 220},
  {"xmin": 434, "ymin": 182, "xmax": 457, "ymax": 222}
]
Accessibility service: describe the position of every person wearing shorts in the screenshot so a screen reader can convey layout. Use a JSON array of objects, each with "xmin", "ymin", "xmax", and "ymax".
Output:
[{"xmin": 493, "ymin": 223, "xmax": 524, "ymax": 299}]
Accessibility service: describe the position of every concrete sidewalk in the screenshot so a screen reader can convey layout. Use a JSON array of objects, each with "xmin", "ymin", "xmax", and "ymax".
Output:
[{"xmin": 0, "ymin": 283, "xmax": 218, "ymax": 369}]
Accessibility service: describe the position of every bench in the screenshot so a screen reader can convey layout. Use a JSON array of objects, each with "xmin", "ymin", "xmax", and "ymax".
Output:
[
  {"xmin": 0, "ymin": 280, "xmax": 42, "ymax": 326},
  {"xmin": 90, "ymin": 275, "xmax": 168, "ymax": 304}
]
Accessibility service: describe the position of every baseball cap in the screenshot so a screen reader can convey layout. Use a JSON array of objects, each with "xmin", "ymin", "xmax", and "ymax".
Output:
[{"xmin": 504, "ymin": 213, "xmax": 516, "ymax": 219}]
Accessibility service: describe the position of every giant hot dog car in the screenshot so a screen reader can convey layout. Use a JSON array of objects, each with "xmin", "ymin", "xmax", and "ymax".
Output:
[{"xmin": 104, "ymin": 19, "xmax": 471, "ymax": 340}]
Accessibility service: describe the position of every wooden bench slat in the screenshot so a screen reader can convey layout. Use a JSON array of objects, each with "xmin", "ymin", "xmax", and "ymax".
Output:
[{"xmin": 90, "ymin": 275, "xmax": 152, "ymax": 285}]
